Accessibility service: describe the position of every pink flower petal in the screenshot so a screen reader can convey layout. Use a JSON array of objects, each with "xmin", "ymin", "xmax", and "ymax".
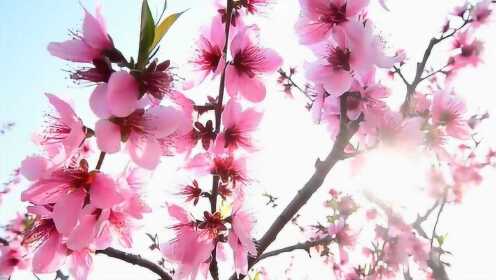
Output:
[
  {"xmin": 82, "ymin": 6, "xmax": 111, "ymax": 50},
  {"xmin": 47, "ymin": 40, "xmax": 98, "ymax": 63},
  {"xmin": 225, "ymin": 65, "xmax": 240, "ymax": 98},
  {"xmin": 90, "ymin": 84, "xmax": 111, "ymax": 119},
  {"xmin": 20, "ymin": 156, "xmax": 49, "ymax": 181},
  {"xmin": 238, "ymin": 76, "xmax": 266, "ymax": 103},
  {"xmin": 66, "ymin": 213, "xmax": 98, "ymax": 251},
  {"xmin": 53, "ymin": 189, "xmax": 86, "ymax": 235},
  {"xmin": 107, "ymin": 71, "xmax": 139, "ymax": 117},
  {"xmin": 255, "ymin": 48, "xmax": 283, "ymax": 73},
  {"xmin": 68, "ymin": 249, "xmax": 93, "ymax": 280},
  {"xmin": 95, "ymin": 119, "xmax": 121, "ymax": 153},
  {"xmin": 145, "ymin": 106, "xmax": 181, "ymax": 138},
  {"xmin": 90, "ymin": 173, "xmax": 123, "ymax": 209},
  {"xmin": 127, "ymin": 135, "xmax": 162, "ymax": 170},
  {"xmin": 32, "ymin": 232, "xmax": 67, "ymax": 273}
]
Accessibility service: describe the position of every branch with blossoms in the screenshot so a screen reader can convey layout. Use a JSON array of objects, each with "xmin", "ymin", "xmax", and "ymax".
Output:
[{"xmin": 1, "ymin": 0, "xmax": 495, "ymax": 280}]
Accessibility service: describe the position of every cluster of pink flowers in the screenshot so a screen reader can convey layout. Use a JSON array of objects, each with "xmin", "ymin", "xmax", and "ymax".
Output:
[
  {"xmin": 1, "ymin": 0, "xmax": 495, "ymax": 280},
  {"xmin": 160, "ymin": 1, "xmax": 282, "ymax": 278}
]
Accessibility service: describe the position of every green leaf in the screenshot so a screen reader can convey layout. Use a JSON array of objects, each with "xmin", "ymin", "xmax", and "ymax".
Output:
[
  {"xmin": 149, "ymin": 9, "xmax": 188, "ymax": 52},
  {"xmin": 137, "ymin": 0, "xmax": 156, "ymax": 68}
]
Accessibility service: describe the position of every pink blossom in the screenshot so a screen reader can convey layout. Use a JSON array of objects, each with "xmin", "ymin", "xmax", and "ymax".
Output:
[
  {"xmin": 94, "ymin": 105, "xmax": 182, "ymax": 169},
  {"xmin": 225, "ymin": 25, "xmax": 283, "ymax": 102},
  {"xmin": 295, "ymin": 0, "xmax": 369, "ymax": 44},
  {"xmin": 186, "ymin": 16, "xmax": 226, "ymax": 89},
  {"xmin": 38, "ymin": 93, "xmax": 86, "ymax": 159},
  {"xmin": 306, "ymin": 21, "xmax": 401, "ymax": 96},
  {"xmin": 228, "ymin": 205, "xmax": 257, "ymax": 275},
  {"xmin": 161, "ymin": 204, "xmax": 214, "ymax": 280},
  {"xmin": 346, "ymin": 77, "xmax": 390, "ymax": 120},
  {"xmin": 214, "ymin": 99, "xmax": 263, "ymax": 152},
  {"xmin": 184, "ymin": 152, "xmax": 248, "ymax": 188},
  {"xmin": 21, "ymin": 161, "xmax": 123, "ymax": 236},
  {"xmin": 0, "ymin": 242, "xmax": 29, "ymax": 277},
  {"xmin": 431, "ymin": 91, "xmax": 470, "ymax": 139},
  {"xmin": 22, "ymin": 206, "xmax": 68, "ymax": 274},
  {"xmin": 48, "ymin": 6, "xmax": 113, "ymax": 63},
  {"xmin": 471, "ymin": 0, "xmax": 492, "ymax": 27}
]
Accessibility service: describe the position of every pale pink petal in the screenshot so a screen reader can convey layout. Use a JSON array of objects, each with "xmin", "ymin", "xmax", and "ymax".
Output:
[
  {"xmin": 82, "ymin": 7, "xmax": 111, "ymax": 50},
  {"xmin": 127, "ymin": 135, "xmax": 162, "ymax": 170},
  {"xmin": 210, "ymin": 15, "xmax": 226, "ymax": 48},
  {"xmin": 254, "ymin": 48, "xmax": 283, "ymax": 73},
  {"xmin": 222, "ymin": 100, "xmax": 242, "ymax": 128},
  {"xmin": 225, "ymin": 65, "xmax": 240, "ymax": 98},
  {"xmin": 95, "ymin": 119, "xmax": 121, "ymax": 153},
  {"xmin": 21, "ymin": 180, "xmax": 66, "ymax": 205},
  {"xmin": 167, "ymin": 203, "xmax": 191, "ymax": 224},
  {"xmin": 228, "ymin": 232, "xmax": 249, "ymax": 275},
  {"xmin": 47, "ymin": 40, "xmax": 98, "ymax": 63},
  {"xmin": 347, "ymin": 0, "xmax": 370, "ymax": 16},
  {"xmin": 90, "ymin": 173, "xmax": 123, "ymax": 209},
  {"xmin": 68, "ymin": 249, "xmax": 93, "ymax": 280},
  {"xmin": 238, "ymin": 76, "xmax": 266, "ymax": 103},
  {"xmin": 20, "ymin": 156, "xmax": 49, "ymax": 181},
  {"xmin": 145, "ymin": 106, "xmax": 181, "ymax": 138},
  {"xmin": 295, "ymin": 17, "xmax": 331, "ymax": 44},
  {"xmin": 32, "ymin": 233, "xmax": 67, "ymax": 273},
  {"xmin": 45, "ymin": 93, "xmax": 78, "ymax": 123},
  {"xmin": 66, "ymin": 213, "xmax": 98, "ymax": 251},
  {"xmin": 90, "ymin": 84, "xmax": 111, "ymax": 119},
  {"xmin": 322, "ymin": 70, "xmax": 353, "ymax": 96},
  {"xmin": 106, "ymin": 71, "xmax": 139, "ymax": 117},
  {"xmin": 53, "ymin": 189, "xmax": 85, "ymax": 235},
  {"xmin": 238, "ymin": 108, "xmax": 263, "ymax": 131}
]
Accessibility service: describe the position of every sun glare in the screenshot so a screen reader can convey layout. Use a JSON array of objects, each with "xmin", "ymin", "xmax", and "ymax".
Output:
[{"xmin": 352, "ymin": 148, "xmax": 429, "ymax": 208}]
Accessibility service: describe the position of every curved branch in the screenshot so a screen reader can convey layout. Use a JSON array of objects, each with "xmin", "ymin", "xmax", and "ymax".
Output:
[
  {"xmin": 96, "ymin": 247, "xmax": 172, "ymax": 280},
  {"xmin": 401, "ymin": 17, "xmax": 472, "ymax": 113},
  {"xmin": 257, "ymin": 236, "xmax": 335, "ymax": 262},
  {"xmin": 229, "ymin": 95, "xmax": 359, "ymax": 280}
]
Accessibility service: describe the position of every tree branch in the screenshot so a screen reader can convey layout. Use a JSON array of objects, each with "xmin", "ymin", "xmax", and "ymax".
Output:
[
  {"xmin": 96, "ymin": 247, "xmax": 172, "ymax": 280},
  {"xmin": 257, "ymin": 236, "xmax": 335, "ymax": 262},
  {"xmin": 400, "ymin": 17, "xmax": 472, "ymax": 113},
  {"xmin": 0, "ymin": 237, "xmax": 8, "ymax": 246},
  {"xmin": 365, "ymin": 192, "xmax": 450, "ymax": 280},
  {"xmin": 228, "ymin": 94, "xmax": 359, "ymax": 280}
]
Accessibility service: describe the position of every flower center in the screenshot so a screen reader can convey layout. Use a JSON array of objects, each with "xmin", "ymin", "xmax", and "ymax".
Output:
[
  {"xmin": 328, "ymin": 47, "xmax": 351, "ymax": 71},
  {"xmin": 319, "ymin": 3, "xmax": 348, "ymax": 25}
]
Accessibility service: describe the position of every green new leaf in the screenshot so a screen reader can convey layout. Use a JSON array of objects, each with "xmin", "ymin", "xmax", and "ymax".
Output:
[
  {"xmin": 149, "ymin": 9, "xmax": 188, "ymax": 52},
  {"xmin": 137, "ymin": 0, "xmax": 155, "ymax": 68}
]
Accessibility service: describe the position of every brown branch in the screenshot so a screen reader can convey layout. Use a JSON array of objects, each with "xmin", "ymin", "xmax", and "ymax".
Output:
[
  {"xmin": 400, "ymin": 17, "xmax": 472, "ymax": 113},
  {"xmin": 430, "ymin": 193, "xmax": 448, "ymax": 249},
  {"xmin": 257, "ymin": 236, "xmax": 335, "ymax": 262},
  {"xmin": 209, "ymin": 1, "xmax": 235, "ymax": 279},
  {"xmin": 228, "ymin": 94, "xmax": 359, "ymax": 280},
  {"xmin": 96, "ymin": 247, "xmax": 172, "ymax": 280},
  {"xmin": 95, "ymin": 152, "xmax": 106, "ymax": 171},
  {"xmin": 0, "ymin": 237, "xmax": 8, "ymax": 246}
]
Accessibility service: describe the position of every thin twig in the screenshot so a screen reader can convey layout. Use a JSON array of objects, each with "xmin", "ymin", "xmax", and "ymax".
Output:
[
  {"xmin": 257, "ymin": 236, "xmax": 335, "ymax": 261},
  {"xmin": 95, "ymin": 152, "xmax": 106, "ymax": 170},
  {"xmin": 430, "ymin": 193, "xmax": 448, "ymax": 249},
  {"xmin": 96, "ymin": 247, "xmax": 172, "ymax": 280}
]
